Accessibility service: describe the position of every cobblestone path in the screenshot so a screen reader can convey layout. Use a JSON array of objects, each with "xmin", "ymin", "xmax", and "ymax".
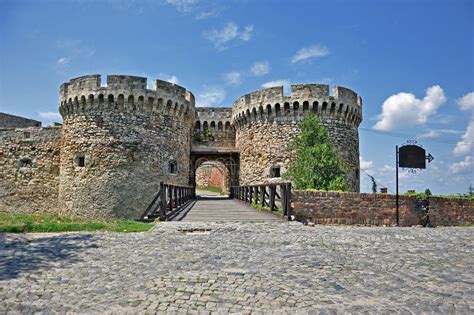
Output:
[{"xmin": 1, "ymin": 223, "xmax": 473, "ymax": 314}]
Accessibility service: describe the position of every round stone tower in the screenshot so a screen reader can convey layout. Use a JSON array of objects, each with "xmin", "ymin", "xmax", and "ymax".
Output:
[
  {"xmin": 231, "ymin": 84, "xmax": 362, "ymax": 191},
  {"xmin": 58, "ymin": 75, "xmax": 195, "ymax": 219}
]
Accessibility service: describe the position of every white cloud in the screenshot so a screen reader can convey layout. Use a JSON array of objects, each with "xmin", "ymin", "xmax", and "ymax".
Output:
[
  {"xmin": 250, "ymin": 61, "xmax": 270, "ymax": 76},
  {"xmin": 38, "ymin": 112, "xmax": 62, "ymax": 122},
  {"xmin": 449, "ymin": 156, "xmax": 473, "ymax": 174},
  {"xmin": 165, "ymin": 0, "xmax": 198, "ymax": 13},
  {"xmin": 453, "ymin": 119, "xmax": 474, "ymax": 156},
  {"xmin": 360, "ymin": 157, "xmax": 373, "ymax": 170},
  {"xmin": 223, "ymin": 71, "xmax": 242, "ymax": 86},
  {"xmin": 240, "ymin": 25, "xmax": 253, "ymax": 41},
  {"xmin": 166, "ymin": 75, "xmax": 179, "ymax": 84},
  {"xmin": 291, "ymin": 45, "xmax": 330, "ymax": 63},
  {"xmin": 262, "ymin": 79, "xmax": 289, "ymax": 88},
  {"xmin": 196, "ymin": 86, "xmax": 226, "ymax": 107},
  {"xmin": 373, "ymin": 85, "xmax": 446, "ymax": 131},
  {"xmin": 195, "ymin": 9, "xmax": 218, "ymax": 20},
  {"xmin": 457, "ymin": 92, "xmax": 474, "ymax": 111},
  {"xmin": 261, "ymin": 79, "xmax": 291, "ymax": 93},
  {"xmin": 57, "ymin": 57, "xmax": 69, "ymax": 65},
  {"xmin": 417, "ymin": 129, "xmax": 463, "ymax": 139},
  {"xmin": 203, "ymin": 22, "xmax": 254, "ymax": 50}
]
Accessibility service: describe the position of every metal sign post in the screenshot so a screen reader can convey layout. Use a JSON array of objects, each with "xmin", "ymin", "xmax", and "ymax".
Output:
[
  {"xmin": 396, "ymin": 145, "xmax": 399, "ymax": 226},
  {"xmin": 395, "ymin": 141, "xmax": 434, "ymax": 226}
]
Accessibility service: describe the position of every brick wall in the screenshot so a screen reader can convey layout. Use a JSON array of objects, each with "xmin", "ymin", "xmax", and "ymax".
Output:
[
  {"xmin": 292, "ymin": 191, "xmax": 473, "ymax": 227},
  {"xmin": 196, "ymin": 166, "xmax": 224, "ymax": 189}
]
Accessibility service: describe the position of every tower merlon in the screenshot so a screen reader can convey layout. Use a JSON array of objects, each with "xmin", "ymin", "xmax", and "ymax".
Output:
[
  {"xmin": 291, "ymin": 84, "xmax": 330, "ymax": 99},
  {"xmin": 107, "ymin": 75, "xmax": 147, "ymax": 90},
  {"xmin": 333, "ymin": 86, "xmax": 360, "ymax": 107}
]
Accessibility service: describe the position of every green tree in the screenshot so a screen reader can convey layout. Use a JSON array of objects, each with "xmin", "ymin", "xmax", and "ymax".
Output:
[
  {"xmin": 424, "ymin": 188, "xmax": 432, "ymax": 196},
  {"xmin": 368, "ymin": 175, "xmax": 377, "ymax": 193},
  {"xmin": 284, "ymin": 113, "xmax": 348, "ymax": 191}
]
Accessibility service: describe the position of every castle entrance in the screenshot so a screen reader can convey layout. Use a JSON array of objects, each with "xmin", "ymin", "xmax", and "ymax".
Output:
[{"xmin": 190, "ymin": 148, "xmax": 239, "ymax": 198}]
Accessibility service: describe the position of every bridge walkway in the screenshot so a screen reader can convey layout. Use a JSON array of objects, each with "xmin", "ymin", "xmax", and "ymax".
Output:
[{"xmin": 171, "ymin": 192, "xmax": 283, "ymax": 222}]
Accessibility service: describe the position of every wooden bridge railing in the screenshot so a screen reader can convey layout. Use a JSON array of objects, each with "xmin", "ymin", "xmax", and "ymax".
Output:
[
  {"xmin": 231, "ymin": 182, "xmax": 292, "ymax": 220},
  {"xmin": 140, "ymin": 182, "xmax": 195, "ymax": 222}
]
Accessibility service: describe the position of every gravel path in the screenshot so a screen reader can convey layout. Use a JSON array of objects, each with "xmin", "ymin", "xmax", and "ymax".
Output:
[{"xmin": 1, "ymin": 223, "xmax": 472, "ymax": 314}]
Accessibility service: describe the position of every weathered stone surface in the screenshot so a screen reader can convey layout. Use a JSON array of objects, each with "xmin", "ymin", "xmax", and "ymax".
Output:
[
  {"xmin": 0, "ymin": 127, "xmax": 61, "ymax": 214},
  {"xmin": 58, "ymin": 75, "xmax": 195, "ymax": 219},
  {"xmin": 0, "ymin": 75, "xmax": 363, "ymax": 219},
  {"xmin": 1, "ymin": 223, "xmax": 472, "ymax": 312},
  {"xmin": 0, "ymin": 112, "xmax": 42, "ymax": 128},
  {"xmin": 233, "ymin": 84, "xmax": 362, "ymax": 191}
]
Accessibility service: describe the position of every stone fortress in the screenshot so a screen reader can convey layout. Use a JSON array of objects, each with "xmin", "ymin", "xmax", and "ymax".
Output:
[{"xmin": 0, "ymin": 74, "xmax": 362, "ymax": 219}]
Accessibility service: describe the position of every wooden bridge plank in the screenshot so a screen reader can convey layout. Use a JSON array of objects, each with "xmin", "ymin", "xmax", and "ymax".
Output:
[{"xmin": 172, "ymin": 194, "xmax": 283, "ymax": 222}]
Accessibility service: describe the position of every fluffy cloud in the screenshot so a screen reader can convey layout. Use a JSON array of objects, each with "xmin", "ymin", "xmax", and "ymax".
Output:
[
  {"xmin": 166, "ymin": 75, "xmax": 179, "ymax": 84},
  {"xmin": 38, "ymin": 112, "xmax": 62, "ymax": 122},
  {"xmin": 196, "ymin": 86, "xmax": 226, "ymax": 107},
  {"xmin": 223, "ymin": 71, "xmax": 242, "ymax": 86},
  {"xmin": 261, "ymin": 79, "xmax": 291, "ymax": 93},
  {"xmin": 204, "ymin": 22, "xmax": 254, "ymax": 50},
  {"xmin": 449, "ymin": 156, "xmax": 473, "ymax": 174},
  {"xmin": 453, "ymin": 119, "xmax": 474, "ymax": 156},
  {"xmin": 373, "ymin": 85, "xmax": 446, "ymax": 131},
  {"xmin": 359, "ymin": 157, "xmax": 373, "ymax": 170},
  {"xmin": 291, "ymin": 45, "xmax": 330, "ymax": 63},
  {"xmin": 250, "ymin": 61, "xmax": 270, "ymax": 76},
  {"xmin": 456, "ymin": 92, "xmax": 474, "ymax": 111}
]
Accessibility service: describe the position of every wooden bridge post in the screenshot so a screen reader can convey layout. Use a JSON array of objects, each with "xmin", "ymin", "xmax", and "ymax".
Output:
[{"xmin": 160, "ymin": 182, "xmax": 166, "ymax": 221}]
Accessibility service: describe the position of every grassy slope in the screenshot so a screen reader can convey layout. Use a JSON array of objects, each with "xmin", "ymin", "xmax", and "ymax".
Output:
[{"xmin": 0, "ymin": 213, "xmax": 154, "ymax": 233}]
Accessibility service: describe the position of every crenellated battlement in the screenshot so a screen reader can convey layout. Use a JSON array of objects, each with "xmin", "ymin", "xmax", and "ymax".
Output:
[
  {"xmin": 231, "ymin": 83, "xmax": 362, "ymax": 128},
  {"xmin": 59, "ymin": 74, "xmax": 195, "ymax": 123}
]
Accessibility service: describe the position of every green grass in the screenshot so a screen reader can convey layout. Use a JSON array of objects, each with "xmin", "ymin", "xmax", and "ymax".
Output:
[
  {"xmin": 196, "ymin": 185, "xmax": 224, "ymax": 194},
  {"xmin": 0, "ymin": 213, "xmax": 154, "ymax": 233},
  {"xmin": 250, "ymin": 202, "xmax": 284, "ymax": 215}
]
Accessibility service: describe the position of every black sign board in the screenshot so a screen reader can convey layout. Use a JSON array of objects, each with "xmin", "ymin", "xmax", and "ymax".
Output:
[{"xmin": 399, "ymin": 145, "xmax": 426, "ymax": 169}]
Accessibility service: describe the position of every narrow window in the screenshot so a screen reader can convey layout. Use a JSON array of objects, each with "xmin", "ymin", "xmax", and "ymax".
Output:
[
  {"xmin": 270, "ymin": 166, "xmax": 281, "ymax": 178},
  {"xmin": 168, "ymin": 161, "xmax": 177, "ymax": 174},
  {"xmin": 24, "ymin": 131, "xmax": 31, "ymax": 139},
  {"xmin": 75, "ymin": 153, "xmax": 86, "ymax": 167},
  {"xmin": 78, "ymin": 156, "xmax": 85, "ymax": 167}
]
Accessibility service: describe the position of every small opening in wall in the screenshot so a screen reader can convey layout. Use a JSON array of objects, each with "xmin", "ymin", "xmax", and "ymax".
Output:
[
  {"xmin": 169, "ymin": 161, "xmax": 178, "ymax": 174},
  {"xmin": 24, "ymin": 131, "xmax": 31, "ymax": 139},
  {"xmin": 78, "ymin": 156, "xmax": 85, "ymax": 167},
  {"xmin": 75, "ymin": 153, "xmax": 86, "ymax": 167},
  {"xmin": 270, "ymin": 166, "xmax": 281, "ymax": 178},
  {"xmin": 19, "ymin": 158, "xmax": 32, "ymax": 168}
]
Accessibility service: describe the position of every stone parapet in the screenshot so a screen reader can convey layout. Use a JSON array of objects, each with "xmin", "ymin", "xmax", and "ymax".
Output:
[{"xmin": 59, "ymin": 75, "xmax": 195, "ymax": 126}]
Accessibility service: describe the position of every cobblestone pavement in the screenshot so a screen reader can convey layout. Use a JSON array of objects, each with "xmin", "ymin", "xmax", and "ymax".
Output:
[{"xmin": 1, "ymin": 223, "xmax": 473, "ymax": 314}]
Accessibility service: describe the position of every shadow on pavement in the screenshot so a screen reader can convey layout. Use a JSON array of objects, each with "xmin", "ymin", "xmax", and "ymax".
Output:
[{"xmin": 0, "ymin": 233, "xmax": 98, "ymax": 281}]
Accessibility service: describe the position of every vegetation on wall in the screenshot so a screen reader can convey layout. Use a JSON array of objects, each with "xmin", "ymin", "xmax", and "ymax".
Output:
[{"xmin": 284, "ymin": 113, "xmax": 348, "ymax": 191}]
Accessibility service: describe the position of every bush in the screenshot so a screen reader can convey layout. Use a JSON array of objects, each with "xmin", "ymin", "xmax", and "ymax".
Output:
[{"xmin": 284, "ymin": 113, "xmax": 348, "ymax": 191}]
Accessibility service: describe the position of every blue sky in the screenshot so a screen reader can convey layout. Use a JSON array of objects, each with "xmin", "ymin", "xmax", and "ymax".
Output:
[{"xmin": 1, "ymin": 0, "xmax": 473, "ymax": 194}]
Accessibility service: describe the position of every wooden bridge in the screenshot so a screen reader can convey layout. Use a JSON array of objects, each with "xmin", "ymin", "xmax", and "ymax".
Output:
[
  {"xmin": 173, "ymin": 193, "xmax": 282, "ymax": 222},
  {"xmin": 140, "ymin": 183, "xmax": 290, "ymax": 223}
]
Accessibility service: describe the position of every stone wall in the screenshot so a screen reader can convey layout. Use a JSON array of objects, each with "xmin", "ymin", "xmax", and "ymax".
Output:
[
  {"xmin": 0, "ymin": 127, "xmax": 61, "ymax": 214},
  {"xmin": 0, "ymin": 113, "xmax": 42, "ymax": 128},
  {"xmin": 58, "ymin": 75, "xmax": 195, "ymax": 219},
  {"xmin": 233, "ymin": 84, "xmax": 361, "ymax": 191},
  {"xmin": 292, "ymin": 191, "xmax": 474, "ymax": 227},
  {"xmin": 194, "ymin": 108, "xmax": 235, "ymax": 148}
]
